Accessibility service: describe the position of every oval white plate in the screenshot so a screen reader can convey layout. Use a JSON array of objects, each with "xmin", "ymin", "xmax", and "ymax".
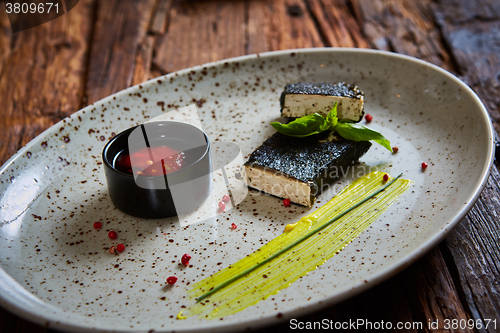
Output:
[{"xmin": 0, "ymin": 49, "xmax": 494, "ymax": 332}]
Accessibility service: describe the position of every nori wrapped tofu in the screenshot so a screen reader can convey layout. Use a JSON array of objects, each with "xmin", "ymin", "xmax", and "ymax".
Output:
[
  {"xmin": 245, "ymin": 132, "xmax": 371, "ymax": 206},
  {"xmin": 280, "ymin": 82, "xmax": 365, "ymax": 122}
]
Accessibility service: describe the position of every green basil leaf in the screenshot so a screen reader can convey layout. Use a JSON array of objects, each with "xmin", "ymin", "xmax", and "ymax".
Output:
[
  {"xmin": 271, "ymin": 113, "xmax": 328, "ymax": 138},
  {"xmin": 326, "ymin": 103, "xmax": 338, "ymax": 128},
  {"xmin": 334, "ymin": 122, "xmax": 393, "ymax": 152}
]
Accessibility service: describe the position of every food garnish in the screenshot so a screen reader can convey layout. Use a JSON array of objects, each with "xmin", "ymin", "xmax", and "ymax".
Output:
[
  {"xmin": 188, "ymin": 172, "xmax": 410, "ymax": 317},
  {"xmin": 365, "ymin": 113, "xmax": 373, "ymax": 123},
  {"xmin": 116, "ymin": 243, "xmax": 125, "ymax": 253},
  {"xmin": 181, "ymin": 254, "xmax": 191, "ymax": 266},
  {"xmin": 166, "ymin": 276, "xmax": 178, "ymax": 285},
  {"xmin": 230, "ymin": 223, "xmax": 237, "ymax": 230},
  {"xmin": 217, "ymin": 201, "xmax": 225, "ymax": 213},
  {"xmin": 282, "ymin": 198, "xmax": 291, "ymax": 207},
  {"xmin": 271, "ymin": 103, "xmax": 392, "ymax": 152},
  {"xmin": 108, "ymin": 230, "xmax": 118, "ymax": 240},
  {"xmin": 93, "ymin": 221, "xmax": 102, "ymax": 230},
  {"xmin": 392, "ymin": 146, "xmax": 399, "ymax": 154},
  {"xmin": 421, "ymin": 162, "xmax": 428, "ymax": 171}
]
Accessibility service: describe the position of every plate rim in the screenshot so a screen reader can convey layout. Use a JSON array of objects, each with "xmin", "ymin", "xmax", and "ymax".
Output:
[{"xmin": 0, "ymin": 47, "xmax": 494, "ymax": 333}]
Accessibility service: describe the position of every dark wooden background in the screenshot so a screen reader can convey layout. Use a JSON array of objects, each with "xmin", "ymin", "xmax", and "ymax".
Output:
[{"xmin": 0, "ymin": 0, "xmax": 498, "ymax": 332}]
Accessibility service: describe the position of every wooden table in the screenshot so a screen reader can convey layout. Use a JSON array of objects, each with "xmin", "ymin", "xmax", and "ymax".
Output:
[{"xmin": 0, "ymin": 1, "xmax": 498, "ymax": 332}]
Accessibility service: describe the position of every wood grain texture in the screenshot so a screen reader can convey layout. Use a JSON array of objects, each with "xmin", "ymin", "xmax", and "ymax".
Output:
[
  {"xmin": 132, "ymin": 35, "xmax": 155, "ymax": 85},
  {"xmin": 443, "ymin": 167, "xmax": 500, "ymax": 332},
  {"xmin": 351, "ymin": 0, "xmax": 454, "ymax": 70},
  {"xmin": 149, "ymin": 0, "xmax": 173, "ymax": 35},
  {"xmin": 85, "ymin": 0, "xmax": 156, "ymax": 103},
  {"xmin": 247, "ymin": 0, "xmax": 323, "ymax": 53},
  {"xmin": 304, "ymin": 0, "xmax": 369, "ymax": 48},
  {"xmin": 0, "ymin": 5, "xmax": 12, "ymax": 76},
  {"xmin": 414, "ymin": 247, "xmax": 473, "ymax": 332},
  {"xmin": 153, "ymin": 0, "xmax": 246, "ymax": 73},
  {"xmin": 433, "ymin": 0, "xmax": 500, "ymax": 134},
  {"xmin": 0, "ymin": 0, "xmax": 93, "ymax": 166},
  {"xmin": 429, "ymin": 1, "xmax": 500, "ymax": 331},
  {"xmin": 348, "ymin": 0, "xmax": 479, "ymax": 328}
]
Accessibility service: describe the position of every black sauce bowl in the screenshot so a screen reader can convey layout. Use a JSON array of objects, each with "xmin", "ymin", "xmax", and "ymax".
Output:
[{"xmin": 102, "ymin": 121, "xmax": 211, "ymax": 218}]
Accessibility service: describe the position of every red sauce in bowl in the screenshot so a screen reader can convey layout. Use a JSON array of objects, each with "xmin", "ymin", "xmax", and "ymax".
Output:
[{"xmin": 116, "ymin": 146, "xmax": 185, "ymax": 176}]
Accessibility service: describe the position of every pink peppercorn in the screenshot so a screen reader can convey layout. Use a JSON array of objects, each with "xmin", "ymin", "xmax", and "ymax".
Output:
[
  {"xmin": 116, "ymin": 243, "xmax": 125, "ymax": 253},
  {"xmin": 166, "ymin": 276, "xmax": 178, "ymax": 285},
  {"xmin": 181, "ymin": 254, "xmax": 191, "ymax": 266}
]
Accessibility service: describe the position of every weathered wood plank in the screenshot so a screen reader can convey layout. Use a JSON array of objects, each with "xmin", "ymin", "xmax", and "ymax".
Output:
[
  {"xmin": 430, "ymin": 1, "xmax": 500, "ymax": 331},
  {"xmin": 247, "ymin": 0, "xmax": 323, "ymax": 53},
  {"xmin": 304, "ymin": 0, "xmax": 370, "ymax": 48},
  {"xmin": 347, "ymin": 0, "xmax": 478, "ymax": 327},
  {"xmin": 351, "ymin": 0, "xmax": 454, "ymax": 70},
  {"xmin": 149, "ymin": 0, "xmax": 173, "ymax": 35},
  {"xmin": 352, "ymin": 1, "xmax": 500, "ymax": 330},
  {"xmin": 153, "ymin": 0, "xmax": 246, "ymax": 73},
  {"xmin": 132, "ymin": 35, "xmax": 155, "ymax": 85},
  {"xmin": 414, "ymin": 247, "xmax": 473, "ymax": 332},
  {"xmin": 433, "ymin": 0, "xmax": 500, "ymax": 134},
  {"xmin": 0, "ymin": 0, "xmax": 94, "ymax": 165},
  {"xmin": 0, "ymin": 5, "xmax": 12, "ymax": 75},
  {"xmin": 85, "ymin": 0, "xmax": 156, "ymax": 103},
  {"xmin": 443, "ymin": 167, "xmax": 500, "ymax": 332}
]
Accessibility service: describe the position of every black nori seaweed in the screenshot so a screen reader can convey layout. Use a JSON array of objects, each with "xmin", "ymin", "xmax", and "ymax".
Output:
[
  {"xmin": 279, "ymin": 82, "xmax": 364, "ymax": 111},
  {"xmin": 245, "ymin": 132, "xmax": 371, "ymax": 204}
]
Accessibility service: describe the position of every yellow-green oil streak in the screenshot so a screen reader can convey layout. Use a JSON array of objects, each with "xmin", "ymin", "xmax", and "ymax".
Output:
[{"xmin": 187, "ymin": 171, "xmax": 411, "ymax": 319}]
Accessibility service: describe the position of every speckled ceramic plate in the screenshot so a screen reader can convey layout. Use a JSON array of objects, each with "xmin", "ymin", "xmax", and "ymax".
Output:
[{"xmin": 0, "ymin": 49, "xmax": 494, "ymax": 332}]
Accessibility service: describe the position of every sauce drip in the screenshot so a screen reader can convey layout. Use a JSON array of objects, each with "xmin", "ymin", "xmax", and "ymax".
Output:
[{"xmin": 116, "ymin": 146, "xmax": 185, "ymax": 176}]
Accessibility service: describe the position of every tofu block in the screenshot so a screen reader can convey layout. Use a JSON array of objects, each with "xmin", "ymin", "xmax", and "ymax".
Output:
[
  {"xmin": 280, "ymin": 82, "xmax": 364, "ymax": 122},
  {"xmin": 245, "ymin": 132, "xmax": 371, "ymax": 206}
]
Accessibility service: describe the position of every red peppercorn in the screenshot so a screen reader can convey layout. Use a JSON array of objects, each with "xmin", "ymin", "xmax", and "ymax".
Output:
[
  {"xmin": 365, "ymin": 114, "xmax": 373, "ymax": 123},
  {"xmin": 181, "ymin": 253, "xmax": 191, "ymax": 266},
  {"xmin": 392, "ymin": 146, "xmax": 399, "ymax": 154},
  {"xmin": 383, "ymin": 174, "xmax": 389, "ymax": 182},
  {"xmin": 218, "ymin": 201, "xmax": 225, "ymax": 213},
  {"xmin": 116, "ymin": 243, "xmax": 125, "ymax": 253},
  {"xmin": 421, "ymin": 162, "xmax": 428, "ymax": 171},
  {"xmin": 222, "ymin": 194, "xmax": 230, "ymax": 203},
  {"xmin": 166, "ymin": 276, "xmax": 178, "ymax": 285},
  {"xmin": 283, "ymin": 198, "xmax": 291, "ymax": 207},
  {"xmin": 231, "ymin": 223, "xmax": 237, "ymax": 230},
  {"xmin": 93, "ymin": 221, "xmax": 102, "ymax": 230},
  {"xmin": 108, "ymin": 230, "xmax": 118, "ymax": 240}
]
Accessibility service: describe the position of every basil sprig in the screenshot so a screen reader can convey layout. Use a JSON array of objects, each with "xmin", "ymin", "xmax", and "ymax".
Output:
[{"xmin": 270, "ymin": 103, "xmax": 392, "ymax": 152}]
